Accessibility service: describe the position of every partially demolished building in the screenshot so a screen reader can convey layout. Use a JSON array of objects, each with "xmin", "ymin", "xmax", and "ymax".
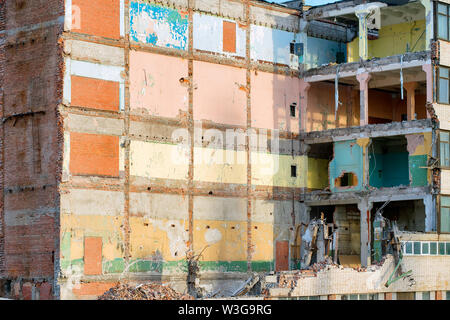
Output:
[{"xmin": 0, "ymin": 0, "xmax": 449, "ymax": 300}]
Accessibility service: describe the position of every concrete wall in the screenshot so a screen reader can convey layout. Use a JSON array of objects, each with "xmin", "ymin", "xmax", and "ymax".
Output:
[{"xmin": 56, "ymin": 0, "xmax": 305, "ymax": 300}]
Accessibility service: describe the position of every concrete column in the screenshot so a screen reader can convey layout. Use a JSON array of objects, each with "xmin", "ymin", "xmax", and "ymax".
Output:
[
  {"xmin": 355, "ymin": 3, "xmax": 386, "ymax": 61},
  {"xmin": 422, "ymin": 63, "xmax": 433, "ymax": 118},
  {"xmin": 404, "ymin": 82, "xmax": 418, "ymax": 121},
  {"xmin": 358, "ymin": 199, "xmax": 373, "ymax": 267},
  {"xmin": 355, "ymin": 10, "xmax": 371, "ymax": 61},
  {"xmin": 356, "ymin": 72, "xmax": 371, "ymax": 126},
  {"xmin": 299, "ymin": 80, "xmax": 311, "ymax": 132}
]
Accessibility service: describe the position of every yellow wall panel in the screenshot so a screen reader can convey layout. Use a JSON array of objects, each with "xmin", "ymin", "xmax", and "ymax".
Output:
[
  {"xmin": 307, "ymin": 158, "xmax": 329, "ymax": 189},
  {"xmin": 130, "ymin": 141, "xmax": 189, "ymax": 180},
  {"xmin": 193, "ymin": 220, "xmax": 247, "ymax": 262},
  {"xmin": 348, "ymin": 20, "xmax": 426, "ymax": 62},
  {"xmin": 251, "ymin": 153, "xmax": 307, "ymax": 188},
  {"xmin": 129, "ymin": 217, "xmax": 188, "ymax": 261},
  {"xmin": 193, "ymin": 147, "xmax": 247, "ymax": 185},
  {"xmin": 251, "ymin": 222, "xmax": 274, "ymax": 261}
]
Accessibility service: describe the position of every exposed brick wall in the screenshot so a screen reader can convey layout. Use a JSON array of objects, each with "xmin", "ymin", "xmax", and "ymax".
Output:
[
  {"xmin": 0, "ymin": 0, "xmax": 65, "ymax": 299},
  {"xmin": 71, "ymin": 76, "xmax": 120, "ymax": 112},
  {"xmin": 72, "ymin": 0, "xmax": 121, "ymax": 39},
  {"xmin": 70, "ymin": 132, "xmax": 120, "ymax": 177}
]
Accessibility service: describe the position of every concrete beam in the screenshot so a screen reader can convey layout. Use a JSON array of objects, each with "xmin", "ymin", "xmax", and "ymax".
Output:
[{"xmin": 304, "ymin": 58, "xmax": 431, "ymax": 83}]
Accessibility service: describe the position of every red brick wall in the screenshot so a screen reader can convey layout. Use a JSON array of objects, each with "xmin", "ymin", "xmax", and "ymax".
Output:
[
  {"xmin": 71, "ymin": 76, "xmax": 120, "ymax": 112},
  {"xmin": 72, "ymin": 0, "xmax": 121, "ymax": 39},
  {"xmin": 70, "ymin": 132, "xmax": 119, "ymax": 177},
  {"xmin": 0, "ymin": 0, "xmax": 65, "ymax": 299}
]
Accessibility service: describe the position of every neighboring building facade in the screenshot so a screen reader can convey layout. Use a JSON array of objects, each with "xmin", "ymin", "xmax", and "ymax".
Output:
[{"xmin": 0, "ymin": 0, "xmax": 448, "ymax": 300}]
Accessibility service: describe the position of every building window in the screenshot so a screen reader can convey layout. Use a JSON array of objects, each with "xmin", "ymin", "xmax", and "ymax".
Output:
[
  {"xmin": 438, "ymin": 67, "xmax": 450, "ymax": 104},
  {"xmin": 438, "ymin": 2, "xmax": 450, "ymax": 41},
  {"xmin": 439, "ymin": 242, "xmax": 446, "ymax": 254},
  {"xmin": 290, "ymin": 103, "xmax": 297, "ymax": 117},
  {"xmin": 422, "ymin": 242, "xmax": 429, "ymax": 255},
  {"xmin": 430, "ymin": 242, "xmax": 438, "ymax": 255},
  {"xmin": 422, "ymin": 291, "xmax": 430, "ymax": 300},
  {"xmin": 291, "ymin": 165, "xmax": 297, "ymax": 177},
  {"xmin": 441, "ymin": 196, "xmax": 450, "ymax": 233},
  {"xmin": 405, "ymin": 242, "xmax": 413, "ymax": 254},
  {"xmin": 413, "ymin": 242, "xmax": 421, "ymax": 255},
  {"xmin": 440, "ymin": 131, "xmax": 450, "ymax": 167}
]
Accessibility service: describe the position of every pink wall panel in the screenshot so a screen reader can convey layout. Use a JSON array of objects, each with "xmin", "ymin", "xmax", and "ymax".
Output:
[
  {"xmin": 193, "ymin": 61, "xmax": 247, "ymax": 127},
  {"xmin": 130, "ymin": 51, "xmax": 188, "ymax": 118},
  {"xmin": 251, "ymin": 71, "xmax": 300, "ymax": 133}
]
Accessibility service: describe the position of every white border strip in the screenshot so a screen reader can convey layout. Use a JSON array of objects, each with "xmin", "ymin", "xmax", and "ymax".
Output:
[
  {"xmin": 65, "ymin": 0, "xmax": 72, "ymax": 31},
  {"xmin": 63, "ymin": 57, "xmax": 72, "ymax": 104},
  {"xmin": 120, "ymin": 0, "xmax": 125, "ymax": 37},
  {"xmin": 70, "ymin": 60, "xmax": 124, "ymax": 82}
]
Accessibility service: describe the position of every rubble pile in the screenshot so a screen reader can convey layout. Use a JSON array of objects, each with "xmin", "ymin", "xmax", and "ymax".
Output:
[
  {"xmin": 307, "ymin": 256, "xmax": 338, "ymax": 272},
  {"xmin": 278, "ymin": 269, "xmax": 317, "ymax": 288},
  {"xmin": 98, "ymin": 282, "xmax": 194, "ymax": 300}
]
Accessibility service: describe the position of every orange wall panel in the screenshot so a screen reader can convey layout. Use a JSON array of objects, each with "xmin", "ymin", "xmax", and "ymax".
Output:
[
  {"xmin": 71, "ymin": 76, "xmax": 120, "ymax": 112},
  {"xmin": 84, "ymin": 237, "xmax": 103, "ymax": 275},
  {"xmin": 223, "ymin": 21, "xmax": 236, "ymax": 53},
  {"xmin": 70, "ymin": 132, "xmax": 119, "ymax": 177},
  {"xmin": 72, "ymin": 0, "xmax": 120, "ymax": 39}
]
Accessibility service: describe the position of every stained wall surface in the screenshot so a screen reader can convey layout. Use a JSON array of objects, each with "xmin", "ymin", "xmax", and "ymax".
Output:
[{"xmin": 57, "ymin": 0, "xmax": 305, "ymax": 299}]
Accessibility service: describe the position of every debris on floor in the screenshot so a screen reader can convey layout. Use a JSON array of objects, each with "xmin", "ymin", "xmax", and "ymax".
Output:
[
  {"xmin": 98, "ymin": 282, "xmax": 194, "ymax": 300},
  {"xmin": 231, "ymin": 273, "xmax": 260, "ymax": 297}
]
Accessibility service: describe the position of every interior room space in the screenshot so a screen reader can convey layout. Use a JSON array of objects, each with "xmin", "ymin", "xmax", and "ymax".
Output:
[
  {"xmin": 334, "ymin": 204, "xmax": 361, "ymax": 267},
  {"xmin": 307, "ymin": 142, "xmax": 333, "ymax": 190},
  {"xmin": 369, "ymin": 135, "xmax": 410, "ymax": 188},
  {"xmin": 372, "ymin": 200, "xmax": 426, "ymax": 233},
  {"xmin": 367, "ymin": 77, "xmax": 428, "ymax": 124}
]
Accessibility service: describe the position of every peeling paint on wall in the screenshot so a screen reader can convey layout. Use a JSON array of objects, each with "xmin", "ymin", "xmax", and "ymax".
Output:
[
  {"xmin": 130, "ymin": 1, "xmax": 189, "ymax": 50},
  {"xmin": 329, "ymin": 140, "xmax": 364, "ymax": 192}
]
